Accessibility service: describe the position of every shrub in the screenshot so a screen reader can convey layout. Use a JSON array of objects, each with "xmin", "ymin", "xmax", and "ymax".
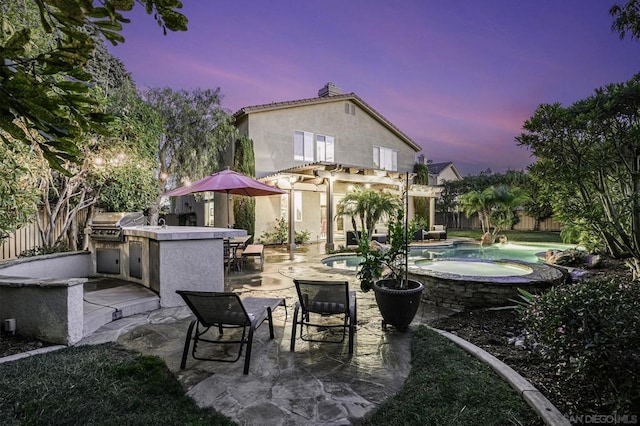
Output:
[
  {"xmin": 260, "ymin": 217, "xmax": 310, "ymax": 245},
  {"xmin": 19, "ymin": 243, "xmax": 71, "ymax": 258},
  {"xmin": 259, "ymin": 217, "xmax": 287, "ymax": 245},
  {"xmin": 521, "ymin": 277, "xmax": 640, "ymax": 413},
  {"xmin": 294, "ymin": 229, "xmax": 310, "ymax": 244}
]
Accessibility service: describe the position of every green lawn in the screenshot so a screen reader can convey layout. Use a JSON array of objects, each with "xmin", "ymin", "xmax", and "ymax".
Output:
[
  {"xmin": 362, "ymin": 327, "xmax": 542, "ymax": 425},
  {"xmin": 0, "ymin": 344, "xmax": 233, "ymax": 425},
  {"xmin": 1, "ymin": 330, "xmax": 542, "ymax": 425}
]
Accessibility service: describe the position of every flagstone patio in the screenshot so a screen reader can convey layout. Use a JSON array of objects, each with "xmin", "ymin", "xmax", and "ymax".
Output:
[{"xmin": 78, "ymin": 243, "xmax": 456, "ymax": 425}]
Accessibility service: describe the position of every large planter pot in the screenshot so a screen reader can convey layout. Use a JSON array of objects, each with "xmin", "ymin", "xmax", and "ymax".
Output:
[{"xmin": 373, "ymin": 278, "xmax": 425, "ymax": 330}]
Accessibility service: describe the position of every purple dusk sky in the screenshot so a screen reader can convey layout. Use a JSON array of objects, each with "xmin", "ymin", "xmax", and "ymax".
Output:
[{"xmin": 109, "ymin": 0, "xmax": 640, "ymax": 176}]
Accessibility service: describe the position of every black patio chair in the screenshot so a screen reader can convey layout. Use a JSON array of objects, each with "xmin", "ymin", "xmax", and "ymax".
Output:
[
  {"xmin": 290, "ymin": 279, "xmax": 357, "ymax": 354},
  {"xmin": 223, "ymin": 239, "xmax": 238, "ymax": 273},
  {"xmin": 176, "ymin": 290, "xmax": 285, "ymax": 374}
]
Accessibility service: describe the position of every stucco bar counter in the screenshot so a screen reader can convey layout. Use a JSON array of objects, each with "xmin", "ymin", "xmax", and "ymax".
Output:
[{"xmin": 91, "ymin": 226, "xmax": 246, "ymax": 308}]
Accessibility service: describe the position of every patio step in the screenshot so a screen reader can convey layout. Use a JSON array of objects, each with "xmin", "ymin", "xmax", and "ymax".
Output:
[{"xmin": 83, "ymin": 283, "xmax": 159, "ymax": 337}]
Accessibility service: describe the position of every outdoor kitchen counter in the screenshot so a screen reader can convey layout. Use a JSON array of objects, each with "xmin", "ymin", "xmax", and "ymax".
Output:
[
  {"xmin": 94, "ymin": 226, "xmax": 246, "ymax": 308},
  {"xmin": 123, "ymin": 226, "xmax": 245, "ymax": 241}
]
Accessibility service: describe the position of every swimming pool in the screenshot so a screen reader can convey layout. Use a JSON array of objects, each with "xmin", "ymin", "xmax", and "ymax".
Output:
[
  {"xmin": 321, "ymin": 241, "xmax": 571, "ymax": 310},
  {"xmin": 409, "ymin": 242, "xmax": 574, "ymax": 263},
  {"xmin": 321, "ymin": 242, "xmax": 575, "ymax": 269}
]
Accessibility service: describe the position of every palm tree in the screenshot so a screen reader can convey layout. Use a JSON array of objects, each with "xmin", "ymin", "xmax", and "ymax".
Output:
[
  {"xmin": 458, "ymin": 185, "xmax": 530, "ymax": 243},
  {"xmin": 336, "ymin": 188, "xmax": 399, "ymax": 241},
  {"xmin": 458, "ymin": 188, "xmax": 493, "ymax": 232}
]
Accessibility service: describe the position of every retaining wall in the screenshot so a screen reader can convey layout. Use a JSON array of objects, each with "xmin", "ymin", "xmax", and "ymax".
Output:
[
  {"xmin": 408, "ymin": 261, "xmax": 566, "ymax": 311},
  {"xmin": 0, "ymin": 252, "xmax": 90, "ymax": 345}
]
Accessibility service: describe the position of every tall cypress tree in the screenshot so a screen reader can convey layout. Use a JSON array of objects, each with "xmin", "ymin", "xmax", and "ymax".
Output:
[{"xmin": 233, "ymin": 136, "xmax": 256, "ymax": 241}]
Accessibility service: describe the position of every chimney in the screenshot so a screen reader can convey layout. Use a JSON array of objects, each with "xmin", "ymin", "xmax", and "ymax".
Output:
[{"xmin": 318, "ymin": 82, "xmax": 342, "ymax": 98}]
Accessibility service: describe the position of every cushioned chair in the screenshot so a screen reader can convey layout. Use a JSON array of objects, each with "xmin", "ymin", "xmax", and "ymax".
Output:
[
  {"xmin": 426, "ymin": 225, "xmax": 447, "ymax": 240},
  {"xmin": 290, "ymin": 279, "xmax": 357, "ymax": 354},
  {"xmin": 413, "ymin": 228, "xmax": 426, "ymax": 242},
  {"xmin": 176, "ymin": 290, "xmax": 285, "ymax": 374}
]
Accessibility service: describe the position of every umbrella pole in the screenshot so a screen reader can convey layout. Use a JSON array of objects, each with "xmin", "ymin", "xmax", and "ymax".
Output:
[{"xmin": 227, "ymin": 190, "xmax": 231, "ymax": 228}]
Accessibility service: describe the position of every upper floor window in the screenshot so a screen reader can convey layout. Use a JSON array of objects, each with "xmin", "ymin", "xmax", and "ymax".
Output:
[
  {"xmin": 344, "ymin": 103, "xmax": 355, "ymax": 115},
  {"xmin": 373, "ymin": 146, "xmax": 398, "ymax": 171},
  {"xmin": 316, "ymin": 135, "xmax": 334, "ymax": 162},
  {"xmin": 294, "ymin": 131, "xmax": 314, "ymax": 161}
]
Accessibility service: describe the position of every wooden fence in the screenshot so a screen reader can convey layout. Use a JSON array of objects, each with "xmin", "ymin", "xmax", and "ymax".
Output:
[
  {"xmin": 1, "ymin": 210, "xmax": 88, "ymax": 261},
  {"xmin": 435, "ymin": 211, "xmax": 562, "ymax": 232}
]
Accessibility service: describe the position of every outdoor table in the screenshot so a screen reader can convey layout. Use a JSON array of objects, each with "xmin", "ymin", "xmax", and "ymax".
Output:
[{"xmin": 229, "ymin": 235, "xmax": 251, "ymax": 251}]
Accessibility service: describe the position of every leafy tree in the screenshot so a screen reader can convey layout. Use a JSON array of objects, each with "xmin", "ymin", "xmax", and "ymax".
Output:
[
  {"xmin": 0, "ymin": 0, "xmax": 187, "ymax": 172},
  {"xmin": 35, "ymin": 35, "xmax": 162, "ymax": 250},
  {"xmin": 437, "ymin": 170, "xmax": 544, "ymax": 229},
  {"xmin": 0, "ymin": 142, "xmax": 40, "ymax": 239},
  {"xmin": 611, "ymin": 0, "xmax": 640, "ymax": 40},
  {"xmin": 458, "ymin": 185, "xmax": 530, "ymax": 243},
  {"xmin": 145, "ymin": 87, "xmax": 237, "ymax": 223},
  {"xmin": 412, "ymin": 163, "xmax": 429, "ymax": 224},
  {"xmin": 517, "ymin": 74, "xmax": 640, "ymax": 279}
]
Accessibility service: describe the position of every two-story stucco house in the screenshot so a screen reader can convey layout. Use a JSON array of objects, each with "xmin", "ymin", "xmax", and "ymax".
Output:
[{"xmin": 210, "ymin": 83, "xmax": 437, "ymax": 251}]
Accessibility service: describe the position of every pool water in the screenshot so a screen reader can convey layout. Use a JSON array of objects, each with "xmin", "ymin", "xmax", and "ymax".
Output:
[
  {"xmin": 321, "ymin": 255, "xmax": 364, "ymax": 270},
  {"xmin": 322, "ymin": 242, "xmax": 575, "ymax": 270},
  {"xmin": 409, "ymin": 242, "xmax": 572, "ymax": 264},
  {"xmin": 414, "ymin": 260, "xmax": 532, "ymax": 277}
]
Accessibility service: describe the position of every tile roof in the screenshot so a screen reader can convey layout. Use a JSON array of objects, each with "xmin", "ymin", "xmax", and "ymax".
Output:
[{"xmin": 427, "ymin": 162, "xmax": 454, "ymax": 175}]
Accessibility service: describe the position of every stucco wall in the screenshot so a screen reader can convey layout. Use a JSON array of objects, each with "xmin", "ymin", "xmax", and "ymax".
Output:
[
  {"xmin": 0, "ymin": 251, "xmax": 92, "ymax": 279},
  {"xmin": 255, "ymin": 196, "xmax": 285, "ymax": 242},
  {"xmin": 245, "ymin": 101, "xmax": 417, "ymax": 178},
  {"xmin": 0, "ymin": 277, "xmax": 85, "ymax": 345},
  {"xmin": 0, "ymin": 252, "xmax": 90, "ymax": 345},
  {"xmin": 156, "ymin": 238, "xmax": 222, "ymax": 308}
]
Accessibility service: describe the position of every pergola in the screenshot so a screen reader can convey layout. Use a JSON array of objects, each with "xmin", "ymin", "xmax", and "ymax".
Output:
[{"xmin": 260, "ymin": 162, "xmax": 442, "ymax": 254}]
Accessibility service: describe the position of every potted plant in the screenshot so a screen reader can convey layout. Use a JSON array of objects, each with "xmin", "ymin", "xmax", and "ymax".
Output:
[
  {"xmin": 337, "ymin": 185, "xmax": 425, "ymax": 330},
  {"xmin": 359, "ymin": 208, "xmax": 424, "ymax": 330}
]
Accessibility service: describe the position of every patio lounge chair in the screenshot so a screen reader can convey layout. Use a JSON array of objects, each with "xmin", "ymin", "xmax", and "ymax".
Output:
[
  {"xmin": 290, "ymin": 279, "xmax": 357, "ymax": 354},
  {"xmin": 176, "ymin": 290, "xmax": 285, "ymax": 374}
]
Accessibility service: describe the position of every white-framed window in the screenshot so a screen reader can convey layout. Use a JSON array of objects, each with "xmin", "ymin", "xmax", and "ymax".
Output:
[
  {"xmin": 316, "ymin": 135, "xmax": 334, "ymax": 162},
  {"xmin": 294, "ymin": 191, "xmax": 302, "ymax": 222},
  {"xmin": 294, "ymin": 130, "xmax": 314, "ymax": 161},
  {"xmin": 373, "ymin": 146, "xmax": 398, "ymax": 171}
]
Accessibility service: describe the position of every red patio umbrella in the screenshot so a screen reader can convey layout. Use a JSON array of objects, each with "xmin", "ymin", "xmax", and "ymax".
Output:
[{"xmin": 163, "ymin": 169, "xmax": 285, "ymax": 228}]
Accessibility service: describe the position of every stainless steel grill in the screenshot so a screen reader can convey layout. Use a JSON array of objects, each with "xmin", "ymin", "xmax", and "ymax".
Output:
[{"xmin": 89, "ymin": 212, "xmax": 145, "ymax": 242}]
